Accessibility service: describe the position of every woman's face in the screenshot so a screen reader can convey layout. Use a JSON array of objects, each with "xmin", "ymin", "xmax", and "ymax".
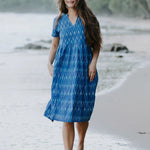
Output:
[{"xmin": 64, "ymin": 0, "xmax": 78, "ymax": 8}]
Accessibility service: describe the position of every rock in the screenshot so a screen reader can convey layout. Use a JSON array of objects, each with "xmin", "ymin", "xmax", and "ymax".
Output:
[
  {"xmin": 103, "ymin": 43, "xmax": 129, "ymax": 53},
  {"xmin": 138, "ymin": 131, "xmax": 147, "ymax": 134},
  {"xmin": 116, "ymin": 55, "xmax": 123, "ymax": 58},
  {"xmin": 15, "ymin": 43, "xmax": 49, "ymax": 50},
  {"xmin": 15, "ymin": 39, "xmax": 52, "ymax": 50}
]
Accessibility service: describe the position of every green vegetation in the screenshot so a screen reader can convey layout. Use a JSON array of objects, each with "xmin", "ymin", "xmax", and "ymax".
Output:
[
  {"xmin": 0, "ymin": 0, "xmax": 57, "ymax": 12},
  {"xmin": 0, "ymin": 0, "xmax": 150, "ymax": 18},
  {"xmin": 87, "ymin": 0, "xmax": 150, "ymax": 18}
]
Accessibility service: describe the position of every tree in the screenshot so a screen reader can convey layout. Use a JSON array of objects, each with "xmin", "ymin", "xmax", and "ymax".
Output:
[{"xmin": 136, "ymin": 0, "xmax": 150, "ymax": 18}]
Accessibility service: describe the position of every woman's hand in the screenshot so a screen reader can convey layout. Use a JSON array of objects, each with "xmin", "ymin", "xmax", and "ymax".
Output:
[
  {"xmin": 47, "ymin": 63, "xmax": 53, "ymax": 77},
  {"xmin": 88, "ymin": 61, "xmax": 97, "ymax": 82}
]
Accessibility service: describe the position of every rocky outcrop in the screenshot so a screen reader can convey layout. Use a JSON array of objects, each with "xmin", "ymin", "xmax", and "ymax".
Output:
[
  {"xmin": 102, "ymin": 43, "xmax": 130, "ymax": 53},
  {"xmin": 16, "ymin": 43, "xmax": 49, "ymax": 50},
  {"xmin": 15, "ymin": 39, "xmax": 52, "ymax": 50}
]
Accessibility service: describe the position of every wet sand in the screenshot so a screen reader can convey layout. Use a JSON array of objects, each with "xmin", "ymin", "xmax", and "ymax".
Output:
[
  {"xmin": 87, "ymin": 16, "xmax": 150, "ymax": 150},
  {"xmin": 90, "ymin": 58, "xmax": 150, "ymax": 150}
]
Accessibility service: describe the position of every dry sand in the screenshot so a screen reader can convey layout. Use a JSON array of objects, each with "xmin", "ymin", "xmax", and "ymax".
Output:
[{"xmin": 89, "ymin": 59, "xmax": 150, "ymax": 150}]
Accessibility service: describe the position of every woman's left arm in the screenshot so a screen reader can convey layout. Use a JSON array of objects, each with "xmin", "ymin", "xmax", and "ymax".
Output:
[
  {"xmin": 91, "ymin": 49, "xmax": 100, "ymax": 66},
  {"xmin": 88, "ymin": 49, "xmax": 100, "ymax": 82}
]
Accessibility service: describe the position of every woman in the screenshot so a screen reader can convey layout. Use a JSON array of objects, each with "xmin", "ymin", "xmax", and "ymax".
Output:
[{"xmin": 44, "ymin": 0, "xmax": 102, "ymax": 149}]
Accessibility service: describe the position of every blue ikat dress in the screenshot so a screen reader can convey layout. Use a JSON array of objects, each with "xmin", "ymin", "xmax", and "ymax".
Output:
[{"xmin": 43, "ymin": 13, "xmax": 98, "ymax": 122}]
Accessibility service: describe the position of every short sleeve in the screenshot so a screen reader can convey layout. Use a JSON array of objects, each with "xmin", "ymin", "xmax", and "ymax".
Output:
[{"xmin": 51, "ymin": 17, "xmax": 59, "ymax": 37}]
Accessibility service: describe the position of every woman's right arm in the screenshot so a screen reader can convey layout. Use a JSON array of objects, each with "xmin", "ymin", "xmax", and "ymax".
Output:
[{"xmin": 47, "ymin": 36, "xmax": 60, "ymax": 77}]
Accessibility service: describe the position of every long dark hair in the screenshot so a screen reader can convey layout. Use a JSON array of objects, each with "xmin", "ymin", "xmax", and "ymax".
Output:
[{"xmin": 54, "ymin": 0, "xmax": 102, "ymax": 53}]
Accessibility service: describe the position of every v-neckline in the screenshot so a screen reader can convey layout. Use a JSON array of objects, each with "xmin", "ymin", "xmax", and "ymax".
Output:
[{"xmin": 66, "ymin": 13, "xmax": 78, "ymax": 26}]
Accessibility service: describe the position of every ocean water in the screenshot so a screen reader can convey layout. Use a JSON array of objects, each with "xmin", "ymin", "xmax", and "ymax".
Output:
[{"xmin": 0, "ymin": 13, "xmax": 148, "ymax": 150}]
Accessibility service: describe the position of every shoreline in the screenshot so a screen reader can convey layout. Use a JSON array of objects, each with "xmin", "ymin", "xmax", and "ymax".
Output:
[
  {"xmin": 96, "ymin": 53, "xmax": 150, "ymax": 96},
  {"xmin": 90, "ymin": 58, "xmax": 150, "ymax": 150}
]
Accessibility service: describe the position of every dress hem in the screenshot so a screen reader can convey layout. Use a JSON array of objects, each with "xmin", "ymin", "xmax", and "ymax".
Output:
[{"xmin": 44, "ymin": 114, "xmax": 91, "ymax": 123}]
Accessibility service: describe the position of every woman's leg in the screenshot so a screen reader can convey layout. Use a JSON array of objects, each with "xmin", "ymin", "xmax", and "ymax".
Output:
[
  {"xmin": 62, "ymin": 122, "xmax": 75, "ymax": 150},
  {"xmin": 76, "ymin": 121, "xmax": 89, "ymax": 150}
]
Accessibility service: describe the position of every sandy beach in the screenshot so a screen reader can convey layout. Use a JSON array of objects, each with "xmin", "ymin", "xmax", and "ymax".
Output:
[
  {"xmin": 90, "ymin": 56, "xmax": 150, "ymax": 150},
  {"xmin": 89, "ymin": 16, "xmax": 150, "ymax": 149},
  {"xmin": 0, "ymin": 13, "xmax": 150, "ymax": 149}
]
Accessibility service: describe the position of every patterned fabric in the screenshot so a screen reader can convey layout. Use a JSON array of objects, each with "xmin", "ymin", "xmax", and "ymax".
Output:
[{"xmin": 43, "ymin": 13, "xmax": 98, "ymax": 122}]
